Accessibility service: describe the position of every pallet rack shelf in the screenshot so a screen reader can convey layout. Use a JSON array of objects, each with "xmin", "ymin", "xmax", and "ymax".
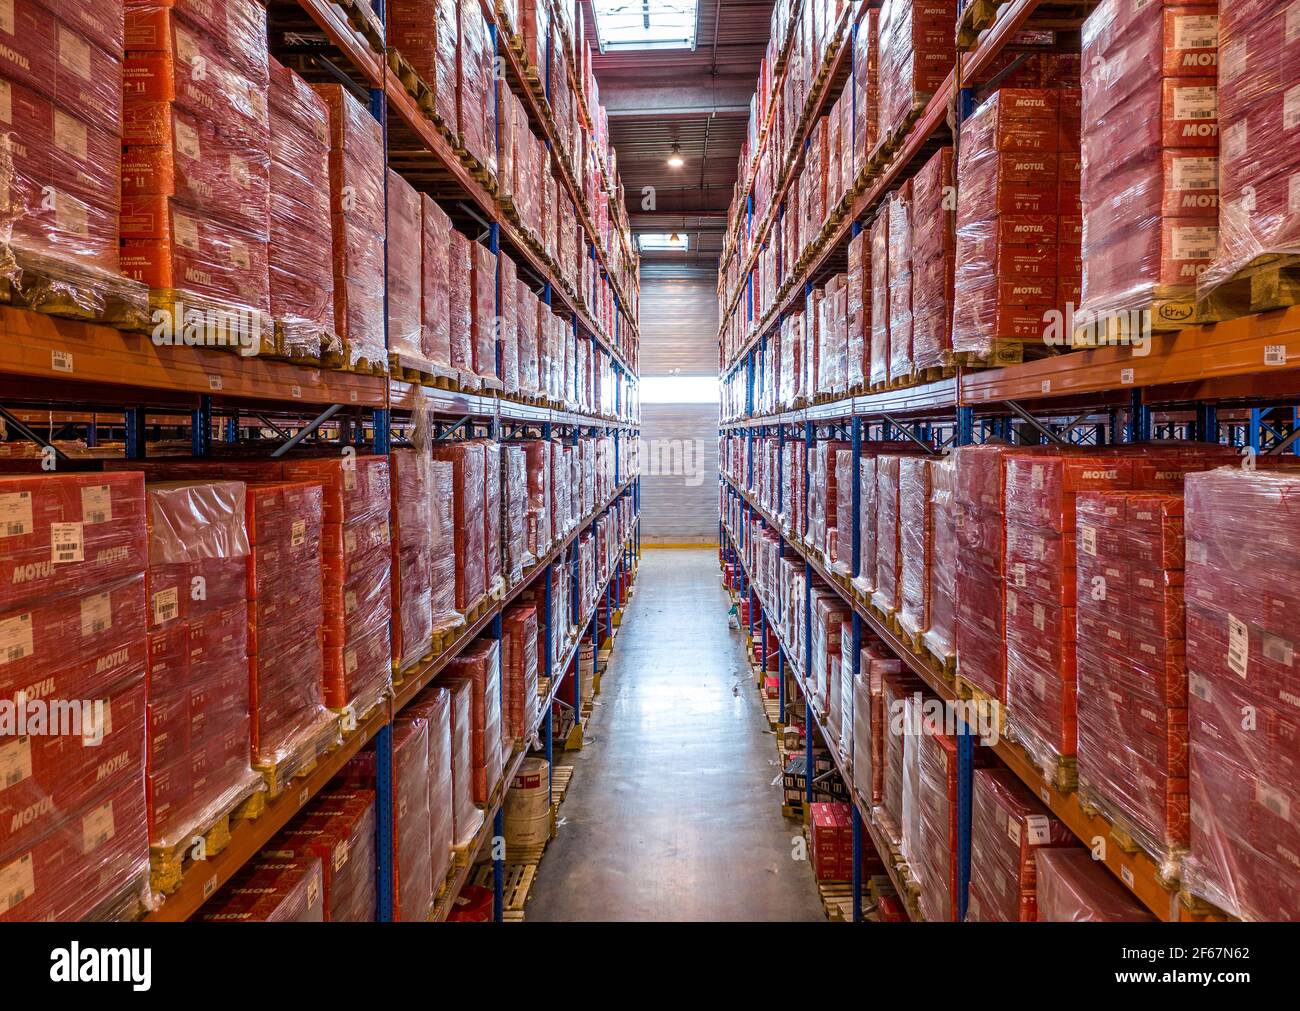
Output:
[{"xmin": 720, "ymin": 472, "xmax": 1226, "ymax": 923}]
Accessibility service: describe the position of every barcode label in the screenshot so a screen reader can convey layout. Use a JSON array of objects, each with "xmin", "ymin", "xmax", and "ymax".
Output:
[
  {"xmin": 50, "ymin": 522, "xmax": 83, "ymax": 564},
  {"xmin": 208, "ymin": 375, "xmax": 223, "ymax": 391},
  {"xmin": 1265, "ymin": 345, "xmax": 1287, "ymax": 366},
  {"xmin": 1120, "ymin": 367, "xmax": 1135, "ymax": 385},
  {"xmin": 1227, "ymin": 614, "xmax": 1250, "ymax": 679},
  {"xmin": 0, "ymin": 492, "xmax": 32, "ymax": 538},
  {"xmin": 291, "ymin": 385, "xmax": 302, "ymax": 399},
  {"xmin": 153, "ymin": 587, "xmax": 179, "ymax": 626},
  {"xmin": 1081, "ymin": 525, "xmax": 1097, "ymax": 556},
  {"xmin": 291, "ymin": 519, "xmax": 306, "ymax": 548},
  {"xmin": 0, "ymin": 613, "xmax": 33, "ymax": 665},
  {"xmin": 51, "ymin": 349, "xmax": 73, "ymax": 373},
  {"xmin": 80, "ymin": 592, "xmax": 112, "ymax": 638},
  {"xmin": 0, "ymin": 737, "xmax": 32, "ymax": 789},
  {"xmin": 81, "ymin": 485, "xmax": 112, "ymax": 525},
  {"xmin": 0, "ymin": 854, "xmax": 35, "ymax": 915},
  {"xmin": 82, "ymin": 802, "xmax": 116, "ymax": 853},
  {"xmin": 1025, "ymin": 815, "xmax": 1051, "ymax": 846}
]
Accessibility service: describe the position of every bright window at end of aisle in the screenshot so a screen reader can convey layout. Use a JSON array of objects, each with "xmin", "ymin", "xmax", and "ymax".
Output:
[
  {"xmin": 640, "ymin": 376, "xmax": 719, "ymax": 403},
  {"xmin": 638, "ymin": 233, "xmax": 689, "ymax": 252},
  {"xmin": 592, "ymin": 0, "xmax": 698, "ymax": 53}
]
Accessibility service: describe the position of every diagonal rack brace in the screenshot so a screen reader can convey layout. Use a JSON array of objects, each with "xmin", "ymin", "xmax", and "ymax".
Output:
[
  {"xmin": 0, "ymin": 405, "xmax": 68, "ymax": 461},
  {"xmin": 271, "ymin": 403, "xmax": 344, "ymax": 458}
]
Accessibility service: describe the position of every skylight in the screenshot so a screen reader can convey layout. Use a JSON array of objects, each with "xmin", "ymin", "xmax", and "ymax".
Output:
[
  {"xmin": 592, "ymin": 0, "xmax": 698, "ymax": 53},
  {"xmin": 638, "ymin": 232, "xmax": 690, "ymax": 252}
]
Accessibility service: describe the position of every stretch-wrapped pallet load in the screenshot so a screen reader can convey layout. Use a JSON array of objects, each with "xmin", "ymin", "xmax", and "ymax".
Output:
[
  {"xmin": 503, "ymin": 445, "xmax": 533, "ymax": 585},
  {"xmin": 411, "ymin": 685, "xmax": 455, "ymax": 897},
  {"xmin": 244, "ymin": 481, "xmax": 336, "ymax": 786},
  {"xmin": 877, "ymin": 0, "xmax": 955, "ymax": 143},
  {"xmin": 421, "ymin": 194, "xmax": 453, "ymax": 372},
  {"xmin": 888, "ymin": 183, "xmax": 914, "ymax": 381},
  {"xmin": 447, "ymin": 638, "xmax": 504, "ymax": 804},
  {"xmin": 1198, "ymin": 1, "xmax": 1300, "ymax": 311},
  {"xmin": 389, "ymin": 0, "xmax": 458, "ymax": 134},
  {"xmin": 502, "ymin": 604, "xmax": 539, "ymax": 747},
  {"xmin": 909, "ymin": 724, "xmax": 964, "ymax": 922},
  {"xmin": 273, "ymin": 788, "xmax": 376, "ymax": 921},
  {"xmin": 898, "ymin": 455, "xmax": 932, "ymax": 643},
  {"xmin": 967, "ymin": 767, "xmax": 1073, "ymax": 922},
  {"xmin": 386, "ymin": 168, "xmax": 424, "ymax": 362},
  {"xmin": 879, "ymin": 669, "xmax": 924, "ymax": 848},
  {"xmin": 1075, "ymin": 489, "xmax": 1189, "ymax": 873},
  {"xmin": 0, "ymin": 0, "xmax": 145, "ymax": 320},
  {"xmin": 121, "ymin": 0, "xmax": 272, "ymax": 351},
  {"xmin": 500, "ymin": 254, "xmax": 520, "ymax": 395},
  {"xmin": 143, "ymin": 481, "xmax": 259, "ymax": 872},
  {"xmin": 393, "ymin": 714, "xmax": 433, "ymax": 920},
  {"xmin": 389, "ymin": 448, "xmax": 434, "ymax": 672},
  {"xmin": 924, "ymin": 455, "xmax": 957, "ymax": 666},
  {"xmin": 201, "ymin": 854, "xmax": 324, "ymax": 921},
  {"xmin": 911, "ymin": 146, "xmax": 955, "ymax": 372},
  {"xmin": 0, "ymin": 473, "xmax": 151, "ymax": 921},
  {"xmin": 1035, "ymin": 847, "xmax": 1156, "ymax": 922},
  {"xmin": 471, "ymin": 241, "xmax": 499, "ymax": 388},
  {"xmin": 267, "ymin": 59, "xmax": 338, "ymax": 360},
  {"xmin": 869, "ymin": 208, "xmax": 891, "ymax": 386},
  {"xmin": 313, "ymin": 82, "xmax": 387, "ymax": 372},
  {"xmin": 458, "ymin": 0, "xmax": 494, "ymax": 177},
  {"xmin": 432, "ymin": 441, "xmax": 487, "ymax": 613},
  {"xmin": 1183, "ymin": 467, "xmax": 1300, "ymax": 920},
  {"xmin": 952, "ymin": 88, "xmax": 1073, "ymax": 365},
  {"xmin": 1080, "ymin": 0, "xmax": 1220, "ymax": 326},
  {"xmin": 484, "ymin": 440, "xmax": 503, "ymax": 595},
  {"xmin": 280, "ymin": 457, "xmax": 392, "ymax": 717},
  {"xmin": 852, "ymin": 642, "xmax": 903, "ymax": 812},
  {"xmin": 448, "ymin": 229, "xmax": 473, "ymax": 380}
]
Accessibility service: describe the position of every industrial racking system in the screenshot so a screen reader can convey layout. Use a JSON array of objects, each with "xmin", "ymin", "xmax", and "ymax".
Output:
[
  {"xmin": 716, "ymin": 0, "xmax": 1300, "ymax": 924},
  {"xmin": 0, "ymin": 0, "xmax": 642, "ymax": 923}
]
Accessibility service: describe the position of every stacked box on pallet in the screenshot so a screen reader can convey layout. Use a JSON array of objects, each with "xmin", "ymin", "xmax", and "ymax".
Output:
[
  {"xmin": 1004, "ymin": 453, "xmax": 1135, "ymax": 775},
  {"xmin": 389, "ymin": 0, "xmax": 458, "ymax": 133},
  {"xmin": 854, "ymin": 7, "xmax": 881, "ymax": 159},
  {"xmin": 458, "ymin": 0, "xmax": 494, "ymax": 175},
  {"xmin": 200, "ymin": 854, "xmax": 324, "ymax": 921},
  {"xmin": 911, "ymin": 147, "xmax": 955, "ymax": 372},
  {"xmin": 879, "ymin": 668, "xmax": 923, "ymax": 848},
  {"xmin": 1183, "ymin": 467, "xmax": 1300, "ymax": 920},
  {"xmin": 809, "ymin": 439, "xmax": 849, "ymax": 559},
  {"xmin": 267, "ymin": 59, "xmax": 337, "ymax": 359},
  {"xmin": 898, "ymin": 455, "xmax": 932, "ymax": 643},
  {"xmin": 809, "ymin": 802, "xmax": 854, "ymax": 882},
  {"xmin": 389, "ymin": 449, "xmax": 434, "ymax": 671},
  {"xmin": 516, "ymin": 281, "xmax": 540, "ymax": 397},
  {"xmin": 1075, "ymin": 489, "xmax": 1189, "ymax": 873},
  {"xmin": 273, "ymin": 788, "xmax": 376, "ymax": 921},
  {"xmin": 121, "ymin": 0, "xmax": 271, "ymax": 349},
  {"xmin": 314, "ymin": 82, "xmax": 387, "ymax": 371},
  {"xmin": 810, "ymin": 588, "xmax": 849, "ymax": 713},
  {"xmin": 872, "ymin": 454, "xmax": 907, "ymax": 616},
  {"xmin": 444, "ymin": 676, "xmax": 482, "ymax": 846},
  {"xmin": 386, "ymin": 169, "xmax": 425, "ymax": 362},
  {"xmin": 0, "ymin": 473, "xmax": 150, "ymax": 922},
  {"xmin": 502, "ymin": 604, "xmax": 539, "ymax": 748},
  {"xmin": 421, "ymin": 195, "xmax": 453, "ymax": 371},
  {"xmin": 877, "ymin": 0, "xmax": 955, "ymax": 144},
  {"xmin": 1198, "ymin": 1, "xmax": 1300, "ymax": 304},
  {"xmin": 244, "ymin": 481, "xmax": 335, "ymax": 781},
  {"xmin": 447, "ymin": 638, "xmax": 504, "ymax": 805},
  {"xmin": 143, "ymin": 481, "xmax": 259, "ymax": 861},
  {"xmin": 1080, "ymin": 0, "xmax": 1220, "ymax": 326},
  {"xmin": 484, "ymin": 441, "xmax": 503, "ymax": 595},
  {"xmin": 887, "ymin": 184, "xmax": 915, "ymax": 381},
  {"xmin": 953, "ymin": 88, "xmax": 1076, "ymax": 364},
  {"xmin": 967, "ymin": 767, "xmax": 1074, "ymax": 921},
  {"xmin": 281, "ymin": 457, "xmax": 391, "ymax": 718},
  {"xmin": 413, "ymin": 685, "xmax": 455, "ymax": 897},
  {"xmin": 448, "ymin": 229, "xmax": 474, "ymax": 378},
  {"xmin": 471, "ymin": 241, "xmax": 499, "ymax": 389},
  {"xmin": 923, "ymin": 454, "xmax": 957, "ymax": 665},
  {"xmin": 432, "ymin": 441, "xmax": 487, "ymax": 614},
  {"xmin": 851, "ymin": 639, "xmax": 903, "ymax": 810},
  {"xmin": 906, "ymin": 721, "xmax": 979, "ymax": 922},
  {"xmin": 869, "ymin": 208, "xmax": 891, "ymax": 386},
  {"xmin": 1035, "ymin": 847, "xmax": 1157, "ymax": 921},
  {"xmin": 500, "ymin": 254, "xmax": 520, "ymax": 395}
]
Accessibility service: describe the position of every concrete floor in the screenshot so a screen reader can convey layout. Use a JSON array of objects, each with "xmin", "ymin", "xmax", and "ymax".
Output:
[{"xmin": 526, "ymin": 548, "xmax": 825, "ymax": 922}]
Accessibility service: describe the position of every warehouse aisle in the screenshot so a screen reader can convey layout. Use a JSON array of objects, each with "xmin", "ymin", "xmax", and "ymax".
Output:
[{"xmin": 527, "ymin": 549, "xmax": 824, "ymax": 921}]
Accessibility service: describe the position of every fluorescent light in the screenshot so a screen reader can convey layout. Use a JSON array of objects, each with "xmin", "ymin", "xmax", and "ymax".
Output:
[
  {"xmin": 640, "ymin": 376, "xmax": 719, "ymax": 403},
  {"xmin": 638, "ymin": 232, "xmax": 689, "ymax": 252},
  {"xmin": 592, "ymin": 0, "xmax": 698, "ymax": 53}
]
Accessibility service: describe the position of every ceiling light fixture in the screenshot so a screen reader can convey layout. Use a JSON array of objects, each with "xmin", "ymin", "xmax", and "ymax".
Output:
[{"xmin": 667, "ymin": 143, "xmax": 684, "ymax": 168}]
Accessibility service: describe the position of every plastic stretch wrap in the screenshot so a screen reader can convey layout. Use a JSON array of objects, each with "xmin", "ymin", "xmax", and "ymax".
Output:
[
  {"xmin": 143, "ymin": 480, "xmax": 259, "ymax": 851},
  {"xmin": 1182, "ymin": 467, "xmax": 1300, "ymax": 920},
  {"xmin": 810, "ymin": 440, "xmax": 849, "ymax": 559},
  {"xmin": 911, "ymin": 146, "xmax": 955, "ymax": 370},
  {"xmin": 524, "ymin": 440, "xmax": 552, "ymax": 560},
  {"xmin": 313, "ymin": 83, "xmax": 386, "ymax": 371},
  {"xmin": 816, "ymin": 277, "xmax": 846, "ymax": 396},
  {"xmin": 878, "ymin": 0, "xmax": 955, "ymax": 141},
  {"xmin": 809, "ymin": 802, "xmax": 854, "ymax": 882},
  {"xmin": 502, "ymin": 604, "xmax": 539, "ymax": 747},
  {"xmin": 872, "ymin": 454, "xmax": 904, "ymax": 615},
  {"xmin": 389, "ymin": 448, "xmax": 434, "ymax": 671},
  {"xmin": 125, "ymin": 0, "xmax": 269, "ymax": 85},
  {"xmin": 899, "ymin": 694, "xmax": 921, "ymax": 867},
  {"xmin": 853, "ymin": 456, "xmax": 878, "ymax": 595},
  {"xmin": 1080, "ymin": 0, "xmax": 1220, "ymax": 319},
  {"xmin": 967, "ymin": 767, "xmax": 1073, "ymax": 921},
  {"xmin": 432, "ymin": 441, "xmax": 487, "ymax": 611},
  {"xmin": 1195, "ymin": 1, "xmax": 1298, "ymax": 300},
  {"xmin": 898, "ymin": 455, "xmax": 932, "ymax": 640},
  {"xmin": 846, "ymin": 233, "xmax": 870, "ymax": 391},
  {"xmin": 445, "ymin": 675, "xmax": 483, "ymax": 845},
  {"xmin": 953, "ymin": 88, "xmax": 1074, "ymax": 357},
  {"xmin": 0, "ymin": 483, "xmax": 150, "ymax": 921},
  {"xmin": 499, "ymin": 254, "xmax": 520, "ymax": 394},
  {"xmin": 503, "ymin": 445, "xmax": 533, "ymax": 585},
  {"xmin": 201, "ymin": 854, "xmax": 324, "ymax": 921},
  {"xmin": 1075, "ymin": 490, "xmax": 1189, "ymax": 869},
  {"xmin": 852, "ymin": 642, "xmax": 903, "ymax": 811},
  {"xmin": 810, "ymin": 591, "xmax": 848, "ymax": 710},
  {"xmin": 386, "ymin": 169, "xmax": 424, "ymax": 360},
  {"xmin": 421, "ymin": 195, "xmax": 452, "ymax": 369},
  {"xmin": 447, "ymin": 638, "xmax": 504, "ymax": 805},
  {"xmin": 458, "ymin": 0, "xmax": 493, "ymax": 175},
  {"xmin": 912, "ymin": 723, "xmax": 961, "ymax": 921},
  {"xmin": 869, "ymin": 209, "xmax": 891, "ymax": 386},
  {"xmin": 273, "ymin": 788, "xmax": 376, "ymax": 921},
  {"xmin": 831, "ymin": 449, "xmax": 854, "ymax": 576},
  {"xmin": 268, "ymin": 59, "xmax": 337, "ymax": 358},
  {"xmin": 879, "ymin": 671, "xmax": 920, "ymax": 847},
  {"xmin": 483, "ymin": 440, "xmax": 503, "ymax": 594},
  {"xmin": 281, "ymin": 457, "xmax": 391, "ymax": 716},
  {"xmin": 471, "ymin": 241, "xmax": 498, "ymax": 384},
  {"xmin": 414, "ymin": 686, "xmax": 455, "ymax": 895},
  {"xmin": 448, "ymin": 229, "xmax": 473, "ymax": 376},
  {"xmin": 517, "ymin": 282, "xmax": 540, "ymax": 396},
  {"xmin": 1035, "ymin": 847, "xmax": 1156, "ymax": 921},
  {"xmin": 392, "ymin": 713, "xmax": 433, "ymax": 920},
  {"xmin": 887, "ymin": 184, "xmax": 914, "ymax": 380},
  {"xmin": 389, "ymin": 0, "xmax": 458, "ymax": 133},
  {"xmin": 244, "ymin": 481, "xmax": 334, "ymax": 775}
]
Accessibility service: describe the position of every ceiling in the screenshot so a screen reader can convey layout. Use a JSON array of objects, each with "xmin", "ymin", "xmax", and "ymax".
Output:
[{"xmin": 582, "ymin": 0, "xmax": 776, "ymax": 267}]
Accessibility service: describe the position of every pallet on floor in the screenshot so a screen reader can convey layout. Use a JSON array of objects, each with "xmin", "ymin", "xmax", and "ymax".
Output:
[
  {"xmin": 817, "ymin": 881, "xmax": 866, "ymax": 922},
  {"xmin": 469, "ymin": 861, "xmax": 536, "ymax": 922},
  {"xmin": 551, "ymin": 764, "xmax": 575, "ymax": 807}
]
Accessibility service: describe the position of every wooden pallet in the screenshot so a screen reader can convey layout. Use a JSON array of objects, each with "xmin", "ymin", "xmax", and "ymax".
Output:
[
  {"xmin": 954, "ymin": 675, "xmax": 1006, "ymax": 741},
  {"xmin": 551, "ymin": 765, "xmax": 575, "ymax": 806},
  {"xmin": 817, "ymin": 882, "xmax": 865, "ymax": 922},
  {"xmin": 1197, "ymin": 254, "xmax": 1300, "ymax": 322},
  {"xmin": 149, "ymin": 778, "xmax": 266, "ymax": 895},
  {"xmin": 0, "ymin": 246, "xmax": 150, "ymax": 329},
  {"xmin": 255, "ymin": 719, "xmax": 340, "ymax": 799},
  {"xmin": 763, "ymin": 695, "xmax": 782, "ymax": 729},
  {"xmin": 956, "ymin": 0, "xmax": 1002, "ymax": 48},
  {"xmin": 469, "ymin": 861, "xmax": 536, "ymax": 922}
]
